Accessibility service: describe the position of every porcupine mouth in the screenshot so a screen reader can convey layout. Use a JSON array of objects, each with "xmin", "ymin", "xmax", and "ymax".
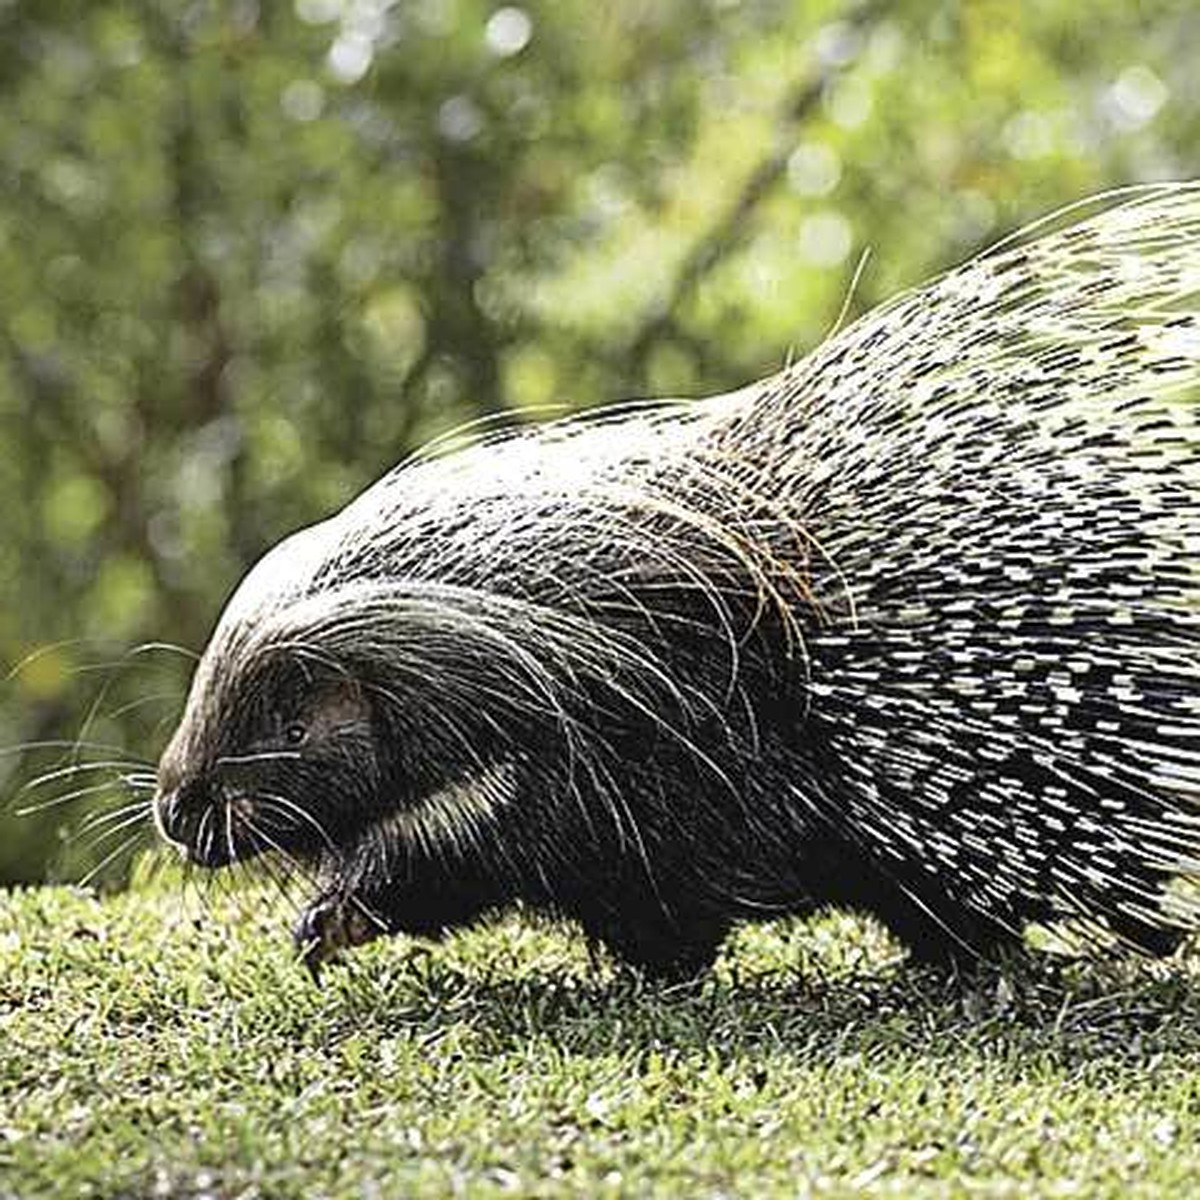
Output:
[{"xmin": 153, "ymin": 790, "xmax": 263, "ymax": 869}]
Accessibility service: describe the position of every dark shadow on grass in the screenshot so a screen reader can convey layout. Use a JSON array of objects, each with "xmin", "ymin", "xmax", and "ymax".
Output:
[{"xmin": 315, "ymin": 940, "xmax": 1200, "ymax": 1071}]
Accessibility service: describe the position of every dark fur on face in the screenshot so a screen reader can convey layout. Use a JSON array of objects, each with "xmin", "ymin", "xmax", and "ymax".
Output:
[
  {"xmin": 155, "ymin": 657, "xmax": 382, "ymax": 867},
  {"xmin": 154, "ymin": 187, "xmax": 1200, "ymax": 981}
]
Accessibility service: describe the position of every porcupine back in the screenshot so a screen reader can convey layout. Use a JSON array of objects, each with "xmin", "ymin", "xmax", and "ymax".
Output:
[
  {"xmin": 746, "ymin": 186, "xmax": 1200, "ymax": 955},
  {"xmin": 208, "ymin": 185, "xmax": 1200, "ymax": 966}
]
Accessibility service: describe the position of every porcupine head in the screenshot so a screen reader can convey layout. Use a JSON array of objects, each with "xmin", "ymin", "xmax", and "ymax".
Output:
[
  {"xmin": 150, "ymin": 407, "xmax": 754, "ymax": 981},
  {"xmin": 152, "ymin": 514, "xmax": 541, "ymax": 974}
]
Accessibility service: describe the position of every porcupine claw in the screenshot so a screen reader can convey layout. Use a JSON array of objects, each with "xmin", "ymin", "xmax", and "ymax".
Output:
[{"xmin": 294, "ymin": 895, "xmax": 379, "ymax": 982}]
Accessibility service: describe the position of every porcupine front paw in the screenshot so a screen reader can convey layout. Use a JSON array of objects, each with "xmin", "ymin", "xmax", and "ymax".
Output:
[{"xmin": 294, "ymin": 894, "xmax": 381, "ymax": 982}]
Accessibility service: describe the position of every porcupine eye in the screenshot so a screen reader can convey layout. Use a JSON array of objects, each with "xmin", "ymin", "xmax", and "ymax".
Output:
[{"xmin": 238, "ymin": 680, "xmax": 383, "ymax": 854}]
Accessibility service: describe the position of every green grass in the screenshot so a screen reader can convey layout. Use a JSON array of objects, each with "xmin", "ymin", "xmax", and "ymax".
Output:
[{"xmin": 3, "ymin": 880, "xmax": 1200, "ymax": 1199}]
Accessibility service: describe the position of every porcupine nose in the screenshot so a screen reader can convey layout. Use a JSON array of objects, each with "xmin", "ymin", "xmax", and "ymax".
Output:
[{"xmin": 152, "ymin": 780, "xmax": 203, "ymax": 856}]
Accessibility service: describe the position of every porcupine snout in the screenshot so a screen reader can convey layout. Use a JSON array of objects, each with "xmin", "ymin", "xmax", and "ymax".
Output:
[
  {"xmin": 152, "ymin": 777, "xmax": 204, "ymax": 853},
  {"xmin": 152, "ymin": 710, "xmax": 224, "ymax": 864},
  {"xmin": 153, "ymin": 739, "xmax": 240, "ymax": 867}
]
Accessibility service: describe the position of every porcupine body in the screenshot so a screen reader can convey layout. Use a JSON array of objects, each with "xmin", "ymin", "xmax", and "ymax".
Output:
[{"xmin": 154, "ymin": 186, "xmax": 1200, "ymax": 979}]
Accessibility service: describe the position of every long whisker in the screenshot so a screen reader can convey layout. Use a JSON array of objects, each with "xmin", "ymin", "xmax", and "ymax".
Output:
[
  {"xmin": 19, "ymin": 760, "xmax": 151, "ymax": 796},
  {"xmin": 77, "ymin": 828, "xmax": 149, "ymax": 888},
  {"xmin": 197, "ymin": 807, "xmax": 215, "ymax": 868},
  {"xmin": 0, "ymin": 741, "xmax": 153, "ymax": 764},
  {"xmin": 77, "ymin": 806, "xmax": 153, "ymax": 854},
  {"xmin": 215, "ymin": 751, "xmax": 303, "ymax": 768},
  {"xmin": 240, "ymin": 814, "xmax": 323, "ymax": 902},
  {"xmin": 77, "ymin": 798, "xmax": 153, "ymax": 837},
  {"xmin": 16, "ymin": 779, "xmax": 131, "ymax": 817},
  {"xmin": 103, "ymin": 692, "xmax": 185, "ymax": 722},
  {"xmin": 254, "ymin": 790, "xmax": 337, "ymax": 851},
  {"xmin": 224, "ymin": 799, "xmax": 236, "ymax": 865},
  {"xmin": 3, "ymin": 639, "xmax": 91, "ymax": 684},
  {"xmin": 128, "ymin": 641, "xmax": 201, "ymax": 663}
]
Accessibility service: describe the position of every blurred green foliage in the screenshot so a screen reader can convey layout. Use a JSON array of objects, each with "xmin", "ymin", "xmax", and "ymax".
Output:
[{"xmin": 2, "ymin": 0, "xmax": 1198, "ymax": 884}]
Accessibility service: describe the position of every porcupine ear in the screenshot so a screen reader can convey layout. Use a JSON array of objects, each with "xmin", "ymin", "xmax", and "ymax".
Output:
[
  {"xmin": 788, "ymin": 183, "xmax": 1200, "ymax": 952},
  {"xmin": 290, "ymin": 675, "xmax": 373, "ymax": 738}
]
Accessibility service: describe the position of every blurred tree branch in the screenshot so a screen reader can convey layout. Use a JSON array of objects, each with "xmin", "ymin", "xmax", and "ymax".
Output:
[{"xmin": 624, "ymin": 0, "xmax": 888, "ymax": 380}]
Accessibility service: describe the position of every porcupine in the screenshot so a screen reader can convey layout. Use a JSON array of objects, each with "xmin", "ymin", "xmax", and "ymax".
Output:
[{"xmin": 153, "ymin": 185, "xmax": 1200, "ymax": 981}]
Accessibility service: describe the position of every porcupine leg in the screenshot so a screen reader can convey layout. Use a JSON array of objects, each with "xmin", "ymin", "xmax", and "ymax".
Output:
[
  {"xmin": 846, "ymin": 854, "xmax": 1189, "ymax": 967},
  {"xmin": 294, "ymin": 889, "xmax": 385, "ymax": 981},
  {"xmin": 807, "ymin": 841, "xmax": 1025, "ymax": 973},
  {"xmin": 578, "ymin": 906, "xmax": 732, "ymax": 982},
  {"xmin": 874, "ymin": 897, "xmax": 1022, "ymax": 974},
  {"xmin": 1105, "ymin": 918, "xmax": 1187, "ymax": 958},
  {"xmin": 603, "ymin": 930, "xmax": 727, "ymax": 982},
  {"xmin": 294, "ymin": 850, "xmax": 517, "ymax": 979}
]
